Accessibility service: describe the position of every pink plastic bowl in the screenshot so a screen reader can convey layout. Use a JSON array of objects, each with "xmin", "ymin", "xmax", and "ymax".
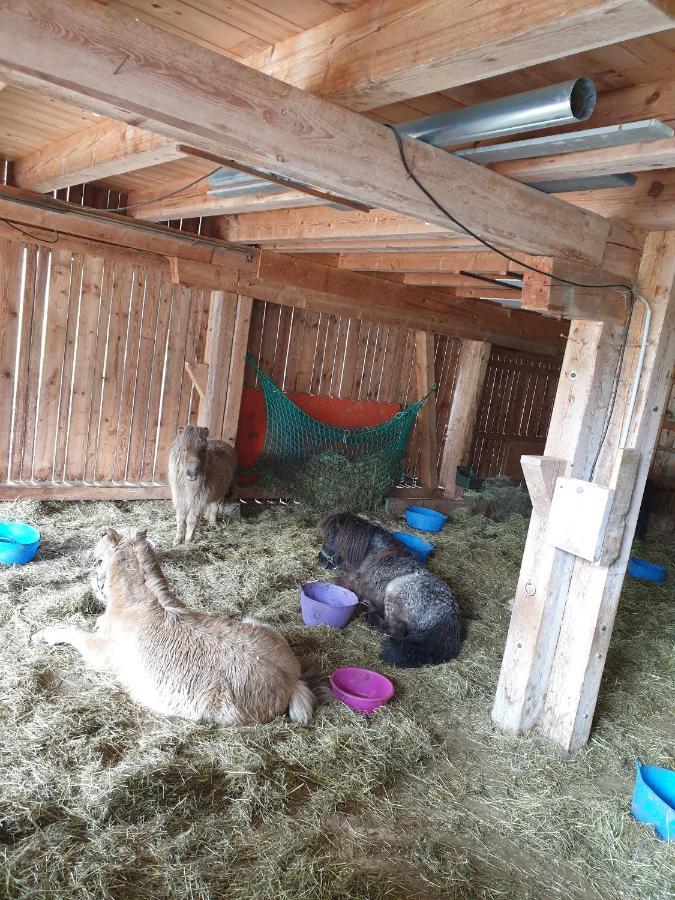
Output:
[{"xmin": 330, "ymin": 667, "xmax": 395, "ymax": 715}]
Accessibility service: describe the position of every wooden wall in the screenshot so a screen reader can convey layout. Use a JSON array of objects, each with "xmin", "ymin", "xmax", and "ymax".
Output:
[
  {"xmin": 0, "ymin": 239, "xmax": 207, "ymax": 487},
  {"xmin": 468, "ymin": 347, "xmax": 560, "ymax": 481}
]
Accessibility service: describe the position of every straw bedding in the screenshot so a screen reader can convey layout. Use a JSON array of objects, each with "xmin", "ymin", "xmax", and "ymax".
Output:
[{"xmin": 0, "ymin": 497, "xmax": 672, "ymax": 899}]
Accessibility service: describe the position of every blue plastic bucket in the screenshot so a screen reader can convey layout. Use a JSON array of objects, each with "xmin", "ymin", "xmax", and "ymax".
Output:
[
  {"xmin": 0, "ymin": 522, "xmax": 41, "ymax": 565},
  {"xmin": 405, "ymin": 506, "xmax": 447, "ymax": 533},
  {"xmin": 632, "ymin": 760, "xmax": 675, "ymax": 841},
  {"xmin": 627, "ymin": 557, "xmax": 666, "ymax": 583},
  {"xmin": 391, "ymin": 531, "xmax": 434, "ymax": 564}
]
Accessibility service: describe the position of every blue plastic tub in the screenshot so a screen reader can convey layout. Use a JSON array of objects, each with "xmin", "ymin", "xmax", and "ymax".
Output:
[
  {"xmin": 632, "ymin": 759, "xmax": 675, "ymax": 841},
  {"xmin": 0, "ymin": 522, "xmax": 40, "ymax": 565},
  {"xmin": 627, "ymin": 557, "xmax": 666, "ymax": 584},
  {"xmin": 405, "ymin": 505, "xmax": 447, "ymax": 533},
  {"xmin": 392, "ymin": 531, "xmax": 434, "ymax": 564}
]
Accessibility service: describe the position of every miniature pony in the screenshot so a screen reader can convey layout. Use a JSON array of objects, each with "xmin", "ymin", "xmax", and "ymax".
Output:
[
  {"xmin": 318, "ymin": 512, "xmax": 461, "ymax": 668},
  {"xmin": 168, "ymin": 426, "xmax": 237, "ymax": 544},
  {"xmin": 33, "ymin": 528, "xmax": 318, "ymax": 725}
]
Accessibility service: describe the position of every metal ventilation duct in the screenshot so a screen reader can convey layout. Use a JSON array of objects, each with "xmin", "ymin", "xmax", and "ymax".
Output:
[{"xmin": 396, "ymin": 78, "xmax": 597, "ymax": 148}]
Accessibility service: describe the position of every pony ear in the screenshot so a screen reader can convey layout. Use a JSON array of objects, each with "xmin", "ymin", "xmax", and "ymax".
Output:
[
  {"xmin": 177, "ymin": 426, "xmax": 185, "ymax": 434},
  {"xmin": 106, "ymin": 528, "xmax": 121, "ymax": 546},
  {"xmin": 199, "ymin": 426, "xmax": 209, "ymax": 438},
  {"xmin": 137, "ymin": 528, "xmax": 148, "ymax": 540}
]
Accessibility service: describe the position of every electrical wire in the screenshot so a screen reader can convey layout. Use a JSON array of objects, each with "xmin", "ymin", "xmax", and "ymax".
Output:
[
  {"xmin": 106, "ymin": 166, "xmax": 221, "ymax": 212},
  {"xmin": 385, "ymin": 123, "xmax": 644, "ymax": 481},
  {"xmin": 2, "ymin": 218, "xmax": 60, "ymax": 244},
  {"xmin": 386, "ymin": 124, "xmax": 635, "ymax": 297}
]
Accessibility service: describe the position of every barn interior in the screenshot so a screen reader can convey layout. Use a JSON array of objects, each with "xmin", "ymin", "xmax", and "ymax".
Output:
[{"xmin": 0, "ymin": 2, "xmax": 674, "ymax": 898}]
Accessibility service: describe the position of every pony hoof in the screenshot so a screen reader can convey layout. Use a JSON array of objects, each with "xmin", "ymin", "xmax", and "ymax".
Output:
[{"xmin": 173, "ymin": 537, "xmax": 184, "ymax": 546}]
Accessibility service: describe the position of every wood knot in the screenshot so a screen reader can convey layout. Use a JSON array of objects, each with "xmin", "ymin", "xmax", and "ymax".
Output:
[{"xmin": 647, "ymin": 181, "xmax": 664, "ymax": 199}]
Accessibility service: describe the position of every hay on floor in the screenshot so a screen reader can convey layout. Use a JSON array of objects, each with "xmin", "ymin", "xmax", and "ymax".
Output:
[{"xmin": 0, "ymin": 497, "xmax": 673, "ymax": 899}]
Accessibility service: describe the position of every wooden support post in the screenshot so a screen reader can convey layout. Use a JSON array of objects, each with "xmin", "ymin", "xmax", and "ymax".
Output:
[
  {"xmin": 493, "ymin": 231, "xmax": 675, "ymax": 753},
  {"xmin": 197, "ymin": 291, "xmax": 237, "ymax": 438},
  {"xmin": 414, "ymin": 332, "xmax": 438, "ymax": 488},
  {"xmin": 222, "ymin": 295, "xmax": 253, "ymax": 445},
  {"xmin": 438, "ymin": 340, "xmax": 491, "ymax": 497}
]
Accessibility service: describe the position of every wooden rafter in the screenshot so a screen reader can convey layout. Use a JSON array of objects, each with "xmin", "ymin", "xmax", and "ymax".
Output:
[
  {"xmin": 0, "ymin": 184, "xmax": 565, "ymax": 354},
  {"xmin": 246, "ymin": 0, "xmax": 674, "ymax": 112},
  {"xmin": 0, "ymin": 0, "xmax": 618, "ymax": 266}
]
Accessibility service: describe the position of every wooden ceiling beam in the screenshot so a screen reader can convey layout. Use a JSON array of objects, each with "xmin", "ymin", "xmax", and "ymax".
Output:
[
  {"xmin": 259, "ymin": 236, "xmax": 485, "ymax": 253},
  {"xmin": 247, "ymin": 0, "xmax": 674, "ymax": 112},
  {"xmin": 10, "ymin": 4, "xmax": 673, "ymax": 196},
  {"xmin": 12, "ymin": 119, "xmax": 184, "ymax": 193},
  {"xmin": 0, "ymin": 183, "xmax": 564, "ymax": 354},
  {"xmin": 493, "ymin": 135, "xmax": 675, "ymax": 183},
  {"xmin": 553, "ymin": 170, "xmax": 675, "ymax": 230},
  {"xmin": 0, "ymin": 0, "xmax": 615, "ymax": 266},
  {"xmin": 520, "ymin": 258, "xmax": 629, "ymax": 324},
  {"xmin": 336, "ymin": 250, "xmax": 522, "ymax": 273}
]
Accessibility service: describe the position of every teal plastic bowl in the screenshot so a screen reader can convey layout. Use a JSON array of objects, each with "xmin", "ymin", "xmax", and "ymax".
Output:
[
  {"xmin": 0, "ymin": 522, "xmax": 41, "ymax": 565},
  {"xmin": 391, "ymin": 531, "xmax": 434, "ymax": 563},
  {"xmin": 632, "ymin": 759, "xmax": 675, "ymax": 841}
]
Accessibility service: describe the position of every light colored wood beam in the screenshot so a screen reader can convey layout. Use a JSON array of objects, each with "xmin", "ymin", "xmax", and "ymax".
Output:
[
  {"xmin": 337, "ymin": 250, "xmax": 522, "ymax": 273},
  {"xmin": 520, "ymin": 258, "xmax": 631, "ymax": 324},
  {"xmin": 171, "ymin": 251, "xmax": 566, "ymax": 354},
  {"xmin": 553, "ymin": 170, "xmax": 675, "ymax": 230},
  {"xmin": 438, "ymin": 340, "xmax": 491, "ymax": 497},
  {"xmin": 0, "ymin": 0, "xmax": 614, "ymax": 266},
  {"xmin": 493, "ymin": 135, "xmax": 675, "ymax": 184},
  {"xmin": 260, "ymin": 237, "xmax": 485, "ymax": 253},
  {"xmin": 12, "ymin": 119, "xmax": 183, "ymax": 193},
  {"xmin": 247, "ymin": 0, "xmax": 674, "ymax": 112},
  {"xmin": 413, "ymin": 331, "xmax": 438, "ymax": 488},
  {"xmin": 222, "ymin": 295, "xmax": 254, "ymax": 446}
]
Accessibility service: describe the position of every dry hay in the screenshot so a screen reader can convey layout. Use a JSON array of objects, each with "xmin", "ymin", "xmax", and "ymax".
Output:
[{"xmin": 0, "ymin": 498, "xmax": 673, "ymax": 900}]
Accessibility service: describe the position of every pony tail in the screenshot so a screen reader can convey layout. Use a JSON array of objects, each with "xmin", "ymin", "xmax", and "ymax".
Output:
[{"xmin": 288, "ymin": 680, "xmax": 316, "ymax": 725}]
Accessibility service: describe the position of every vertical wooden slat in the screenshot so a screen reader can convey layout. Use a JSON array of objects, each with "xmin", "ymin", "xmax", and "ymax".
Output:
[
  {"xmin": 95, "ymin": 264, "xmax": 134, "ymax": 482},
  {"xmin": 21, "ymin": 248, "xmax": 52, "ymax": 480},
  {"xmin": 245, "ymin": 299, "xmax": 266, "ymax": 389},
  {"xmin": 53, "ymin": 254, "xmax": 84, "ymax": 480},
  {"xmin": 8, "ymin": 243, "xmax": 36, "ymax": 482},
  {"xmin": 154, "ymin": 284, "xmax": 195, "ymax": 481},
  {"xmin": 318, "ymin": 314, "xmax": 339, "ymax": 397},
  {"xmin": 258, "ymin": 302, "xmax": 281, "ymax": 378},
  {"xmin": 310, "ymin": 313, "xmax": 330, "ymax": 395},
  {"xmin": 0, "ymin": 239, "xmax": 24, "ymax": 481},
  {"xmin": 295, "ymin": 310, "xmax": 320, "ymax": 394},
  {"xmin": 284, "ymin": 308, "xmax": 305, "ymax": 392},
  {"xmin": 126, "ymin": 268, "xmax": 162, "ymax": 482},
  {"xmin": 272, "ymin": 305, "xmax": 293, "ymax": 389},
  {"xmin": 112, "ymin": 266, "xmax": 146, "ymax": 482},
  {"xmin": 413, "ymin": 331, "xmax": 438, "ymax": 487},
  {"xmin": 196, "ymin": 289, "xmax": 237, "ymax": 442},
  {"xmin": 222, "ymin": 294, "xmax": 254, "ymax": 445},
  {"xmin": 337, "ymin": 318, "xmax": 360, "ymax": 399},
  {"xmin": 329, "ymin": 317, "xmax": 349, "ymax": 398},
  {"xmin": 65, "ymin": 255, "xmax": 106, "ymax": 482},
  {"xmin": 84, "ymin": 261, "xmax": 115, "ymax": 482},
  {"xmin": 180, "ymin": 287, "xmax": 208, "ymax": 428},
  {"xmin": 32, "ymin": 250, "xmax": 73, "ymax": 481},
  {"xmin": 141, "ymin": 272, "xmax": 173, "ymax": 482}
]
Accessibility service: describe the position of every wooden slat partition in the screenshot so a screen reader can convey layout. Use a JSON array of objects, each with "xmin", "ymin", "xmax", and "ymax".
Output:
[
  {"xmin": 0, "ymin": 241, "xmax": 211, "ymax": 494},
  {"xmin": 468, "ymin": 347, "xmax": 562, "ymax": 481}
]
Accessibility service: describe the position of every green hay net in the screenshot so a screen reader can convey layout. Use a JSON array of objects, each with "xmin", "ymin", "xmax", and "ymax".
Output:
[{"xmin": 246, "ymin": 353, "xmax": 436, "ymax": 512}]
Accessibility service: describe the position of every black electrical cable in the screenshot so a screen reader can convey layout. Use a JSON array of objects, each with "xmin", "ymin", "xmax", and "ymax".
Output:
[
  {"xmin": 386, "ymin": 124, "xmax": 635, "ymax": 298},
  {"xmin": 1, "ymin": 218, "xmax": 60, "ymax": 243},
  {"xmin": 106, "ymin": 167, "xmax": 222, "ymax": 212},
  {"xmin": 385, "ymin": 123, "xmax": 639, "ymax": 481}
]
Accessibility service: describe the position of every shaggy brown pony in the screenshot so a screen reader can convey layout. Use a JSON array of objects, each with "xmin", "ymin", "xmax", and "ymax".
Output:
[
  {"xmin": 33, "ymin": 528, "xmax": 319, "ymax": 726},
  {"xmin": 169, "ymin": 426, "xmax": 236, "ymax": 544},
  {"xmin": 318, "ymin": 512, "xmax": 461, "ymax": 668}
]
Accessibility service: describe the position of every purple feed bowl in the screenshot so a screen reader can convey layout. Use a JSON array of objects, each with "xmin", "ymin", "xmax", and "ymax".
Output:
[
  {"xmin": 300, "ymin": 581, "xmax": 358, "ymax": 629},
  {"xmin": 330, "ymin": 667, "xmax": 395, "ymax": 715}
]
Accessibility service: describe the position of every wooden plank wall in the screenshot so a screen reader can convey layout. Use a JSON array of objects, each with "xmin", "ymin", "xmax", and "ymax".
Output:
[
  {"xmin": 649, "ymin": 375, "xmax": 675, "ymax": 531},
  {"xmin": 468, "ymin": 346, "xmax": 561, "ymax": 481},
  {"xmin": 0, "ymin": 238, "xmax": 208, "ymax": 488}
]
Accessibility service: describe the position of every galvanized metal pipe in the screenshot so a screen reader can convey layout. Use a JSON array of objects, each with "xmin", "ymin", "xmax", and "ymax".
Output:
[{"xmin": 396, "ymin": 78, "xmax": 597, "ymax": 148}]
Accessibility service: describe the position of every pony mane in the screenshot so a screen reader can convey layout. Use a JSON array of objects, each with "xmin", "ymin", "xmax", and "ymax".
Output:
[
  {"xmin": 112, "ymin": 531, "xmax": 184, "ymax": 616},
  {"xmin": 322, "ymin": 512, "xmax": 396, "ymax": 567}
]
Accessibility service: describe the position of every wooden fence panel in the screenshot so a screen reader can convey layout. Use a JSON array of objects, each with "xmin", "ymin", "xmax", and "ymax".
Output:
[{"xmin": 0, "ymin": 239, "xmax": 24, "ymax": 481}]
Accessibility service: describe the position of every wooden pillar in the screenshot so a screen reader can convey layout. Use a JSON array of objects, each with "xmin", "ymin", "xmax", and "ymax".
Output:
[
  {"xmin": 493, "ymin": 231, "xmax": 675, "ymax": 752},
  {"xmin": 197, "ymin": 290, "xmax": 237, "ymax": 437},
  {"xmin": 414, "ymin": 331, "xmax": 438, "ymax": 488},
  {"xmin": 222, "ymin": 294, "xmax": 253, "ymax": 445},
  {"xmin": 438, "ymin": 339, "xmax": 491, "ymax": 497}
]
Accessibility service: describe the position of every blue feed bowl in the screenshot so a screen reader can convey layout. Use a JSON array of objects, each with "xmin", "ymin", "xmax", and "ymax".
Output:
[
  {"xmin": 392, "ymin": 531, "xmax": 434, "ymax": 564},
  {"xmin": 627, "ymin": 557, "xmax": 666, "ymax": 584},
  {"xmin": 405, "ymin": 505, "xmax": 447, "ymax": 533},
  {"xmin": 0, "ymin": 522, "xmax": 40, "ymax": 565},
  {"xmin": 632, "ymin": 759, "xmax": 675, "ymax": 841}
]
